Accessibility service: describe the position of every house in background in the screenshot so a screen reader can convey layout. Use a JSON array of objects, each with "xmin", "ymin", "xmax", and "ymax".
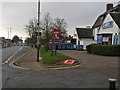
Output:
[
  {"xmin": 76, "ymin": 27, "xmax": 96, "ymax": 50},
  {"xmin": 92, "ymin": 3, "xmax": 120, "ymax": 45}
]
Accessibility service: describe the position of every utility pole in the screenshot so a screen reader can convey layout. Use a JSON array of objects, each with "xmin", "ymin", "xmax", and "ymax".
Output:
[{"xmin": 37, "ymin": 0, "xmax": 40, "ymax": 62}]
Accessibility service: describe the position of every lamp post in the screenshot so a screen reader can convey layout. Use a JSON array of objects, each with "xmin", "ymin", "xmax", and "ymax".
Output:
[
  {"xmin": 9, "ymin": 28, "xmax": 11, "ymax": 39},
  {"xmin": 7, "ymin": 28, "xmax": 11, "ymax": 39},
  {"xmin": 37, "ymin": 0, "xmax": 40, "ymax": 62}
]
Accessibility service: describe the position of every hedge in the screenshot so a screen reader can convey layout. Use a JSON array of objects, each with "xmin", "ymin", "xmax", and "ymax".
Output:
[{"xmin": 86, "ymin": 44, "xmax": 120, "ymax": 56}]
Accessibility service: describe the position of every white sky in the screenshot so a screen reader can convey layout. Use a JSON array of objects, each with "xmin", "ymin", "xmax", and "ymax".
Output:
[{"xmin": 0, "ymin": 0, "xmax": 119, "ymax": 40}]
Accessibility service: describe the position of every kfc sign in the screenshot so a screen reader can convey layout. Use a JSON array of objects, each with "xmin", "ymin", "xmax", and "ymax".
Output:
[{"xmin": 52, "ymin": 29, "xmax": 61, "ymax": 45}]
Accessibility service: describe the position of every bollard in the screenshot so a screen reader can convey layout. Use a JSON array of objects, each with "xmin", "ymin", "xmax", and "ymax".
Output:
[{"xmin": 108, "ymin": 78, "xmax": 117, "ymax": 90}]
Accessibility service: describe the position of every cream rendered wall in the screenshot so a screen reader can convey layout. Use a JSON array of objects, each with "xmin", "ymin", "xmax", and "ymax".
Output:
[
  {"xmin": 98, "ymin": 14, "xmax": 119, "ymax": 44},
  {"xmin": 80, "ymin": 39, "xmax": 96, "ymax": 50},
  {"xmin": 118, "ymin": 29, "xmax": 120, "ymax": 44},
  {"xmin": 93, "ymin": 27, "xmax": 100, "ymax": 41}
]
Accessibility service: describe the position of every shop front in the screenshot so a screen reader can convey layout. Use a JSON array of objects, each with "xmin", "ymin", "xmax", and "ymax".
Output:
[{"xmin": 97, "ymin": 34, "xmax": 112, "ymax": 45}]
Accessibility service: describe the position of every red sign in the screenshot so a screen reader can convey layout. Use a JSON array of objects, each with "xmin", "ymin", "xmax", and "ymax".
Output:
[
  {"xmin": 64, "ymin": 60, "xmax": 75, "ymax": 65},
  {"xmin": 52, "ymin": 29, "xmax": 60, "ymax": 45}
]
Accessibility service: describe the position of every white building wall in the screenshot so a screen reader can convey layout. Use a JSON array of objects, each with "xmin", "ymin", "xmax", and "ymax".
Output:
[
  {"xmin": 93, "ymin": 27, "xmax": 100, "ymax": 41},
  {"xmin": 98, "ymin": 14, "xmax": 119, "ymax": 44},
  {"xmin": 74, "ymin": 35, "xmax": 97, "ymax": 50},
  {"xmin": 118, "ymin": 29, "xmax": 120, "ymax": 44},
  {"xmin": 80, "ymin": 39, "xmax": 97, "ymax": 50}
]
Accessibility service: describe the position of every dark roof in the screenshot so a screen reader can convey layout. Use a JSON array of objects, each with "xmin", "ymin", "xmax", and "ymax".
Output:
[
  {"xmin": 92, "ymin": 4, "xmax": 120, "ymax": 28},
  {"xmin": 76, "ymin": 28, "xmax": 93, "ymax": 39},
  {"xmin": 111, "ymin": 4, "xmax": 120, "ymax": 12},
  {"xmin": 110, "ymin": 12, "xmax": 120, "ymax": 28},
  {"xmin": 92, "ymin": 12, "xmax": 107, "ymax": 28}
]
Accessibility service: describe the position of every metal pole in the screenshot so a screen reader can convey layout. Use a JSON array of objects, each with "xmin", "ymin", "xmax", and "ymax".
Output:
[
  {"xmin": 9, "ymin": 28, "xmax": 11, "ymax": 39},
  {"xmin": 108, "ymin": 78, "xmax": 117, "ymax": 90},
  {"xmin": 37, "ymin": 0, "xmax": 40, "ymax": 62}
]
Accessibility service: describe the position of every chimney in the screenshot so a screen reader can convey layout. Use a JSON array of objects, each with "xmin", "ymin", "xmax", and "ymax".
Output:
[
  {"xmin": 118, "ymin": 1, "xmax": 120, "ymax": 6},
  {"xmin": 106, "ymin": 3, "xmax": 113, "ymax": 12}
]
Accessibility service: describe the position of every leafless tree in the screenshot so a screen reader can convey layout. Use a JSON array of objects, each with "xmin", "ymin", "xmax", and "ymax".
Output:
[
  {"xmin": 24, "ymin": 18, "xmax": 38, "ymax": 38},
  {"xmin": 24, "ymin": 12, "xmax": 68, "ymax": 47},
  {"xmin": 24, "ymin": 18, "xmax": 39, "ymax": 46},
  {"xmin": 41, "ymin": 12, "xmax": 53, "ymax": 51},
  {"xmin": 53, "ymin": 17, "xmax": 68, "ymax": 42}
]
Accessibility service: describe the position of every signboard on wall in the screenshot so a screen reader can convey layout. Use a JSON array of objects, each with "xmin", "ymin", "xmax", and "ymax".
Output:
[
  {"xmin": 97, "ymin": 35, "xmax": 103, "ymax": 44},
  {"xmin": 102, "ymin": 37, "xmax": 109, "ymax": 42},
  {"xmin": 113, "ymin": 34, "xmax": 119, "ymax": 44},
  {"xmin": 52, "ymin": 29, "xmax": 61, "ymax": 45},
  {"xmin": 102, "ymin": 21, "xmax": 113, "ymax": 29}
]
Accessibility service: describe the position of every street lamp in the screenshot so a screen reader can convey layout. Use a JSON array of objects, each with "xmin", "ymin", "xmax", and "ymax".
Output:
[{"xmin": 7, "ymin": 28, "xmax": 11, "ymax": 39}]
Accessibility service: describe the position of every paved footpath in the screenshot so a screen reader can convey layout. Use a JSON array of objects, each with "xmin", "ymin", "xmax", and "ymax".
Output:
[{"xmin": 14, "ymin": 47, "xmax": 44, "ymax": 70}]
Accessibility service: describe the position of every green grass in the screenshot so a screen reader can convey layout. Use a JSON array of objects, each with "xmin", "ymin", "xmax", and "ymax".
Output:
[{"xmin": 40, "ymin": 48, "xmax": 71, "ymax": 65}]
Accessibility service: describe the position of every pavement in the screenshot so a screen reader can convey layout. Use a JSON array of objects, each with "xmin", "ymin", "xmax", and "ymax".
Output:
[{"xmin": 9, "ymin": 47, "xmax": 44, "ymax": 70}]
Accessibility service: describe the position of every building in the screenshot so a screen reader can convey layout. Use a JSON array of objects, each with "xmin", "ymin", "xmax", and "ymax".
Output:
[
  {"xmin": 76, "ymin": 27, "xmax": 96, "ymax": 50},
  {"xmin": 0, "ymin": 37, "xmax": 12, "ymax": 48},
  {"xmin": 0, "ymin": 37, "xmax": 2, "ymax": 48},
  {"xmin": 92, "ymin": 3, "xmax": 120, "ymax": 45}
]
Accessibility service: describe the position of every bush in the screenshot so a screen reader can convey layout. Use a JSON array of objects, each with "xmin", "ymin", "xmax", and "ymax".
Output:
[
  {"xmin": 86, "ymin": 44, "xmax": 120, "ymax": 56},
  {"xmin": 86, "ymin": 44, "xmax": 97, "ymax": 54}
]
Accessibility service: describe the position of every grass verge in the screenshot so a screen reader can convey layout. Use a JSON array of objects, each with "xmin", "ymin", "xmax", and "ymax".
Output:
[{"xmin": 40, "ymin": 48, "xmax": 71, "ymax": 65}]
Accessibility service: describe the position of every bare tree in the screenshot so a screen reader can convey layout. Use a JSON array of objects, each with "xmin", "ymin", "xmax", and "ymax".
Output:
[
  {"xmin": 24, "ymin": 13, "xmax": 68, "ymax": 47},
  {"xmin": 24, "ymin": 18, "xmax": 38, "ymax": 38},
  {"xmin": 53, "ymin": 17, "xmax": 68, "ymax": 42},
  {"xmin": 41, "ymin": 12, "xmax": 53, "ymax": 51},
  {"xmin": 24, "ymin": 18, "xmax": 39, "ymax": 46},
  {"xmin": 41, "ymin": 13, "xmax": 53, "ymax": 34}
]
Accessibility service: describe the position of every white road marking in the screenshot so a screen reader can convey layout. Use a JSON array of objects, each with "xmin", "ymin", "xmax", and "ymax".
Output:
[{"xmin": 2, "ymin": 47, "xmax": 23, "ymax": 65}]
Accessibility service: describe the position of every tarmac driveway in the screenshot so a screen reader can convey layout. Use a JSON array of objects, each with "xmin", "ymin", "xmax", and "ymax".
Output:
[{"xmin": 58, "ymin": 50, "xmax": 118, "ymax": 79}]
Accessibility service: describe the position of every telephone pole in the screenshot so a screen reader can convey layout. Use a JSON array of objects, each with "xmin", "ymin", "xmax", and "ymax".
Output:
[{"xmin": 37, "ymin": 0, "xmax": 40, "ymax": 62}]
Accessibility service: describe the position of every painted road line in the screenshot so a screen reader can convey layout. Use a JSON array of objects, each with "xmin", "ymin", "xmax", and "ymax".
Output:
[
  {"xmin": 9, "ymin": 49, "xmax": 31, "ymax": 69},
  {"xmin": 2, "ymin": 47, "xmax": 23, "ymax": 65}
]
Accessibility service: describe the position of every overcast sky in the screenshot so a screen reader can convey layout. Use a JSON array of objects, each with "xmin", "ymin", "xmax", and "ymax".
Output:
[{"xmin": 0, "ymin": 0, "xmax": 119, "ymax": 40}]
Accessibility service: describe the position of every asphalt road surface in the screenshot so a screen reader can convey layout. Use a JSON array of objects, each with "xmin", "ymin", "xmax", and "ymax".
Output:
[
  {"xmin": 2, "ymin": 46, "xmax": 119, "ymax": 89},
  {"xmin": 2, "ymin": 46, "xmax": 23, "ymax": 64}
]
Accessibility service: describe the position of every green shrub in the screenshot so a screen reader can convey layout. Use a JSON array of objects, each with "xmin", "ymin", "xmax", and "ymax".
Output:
[
  {"xmin": 86, "ymin": 44, "xmax": 97, "ymax": 54},
  {"xmin": 86, "ymin": 44, "xmax": 120, "ymax": 56}
]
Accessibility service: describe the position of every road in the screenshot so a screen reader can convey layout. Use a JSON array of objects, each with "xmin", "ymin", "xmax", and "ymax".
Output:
[
  {"xmin": 2, "ymin": 46, "xmax": 22, "ymax": 64},
  {"xmin": 2, "ymin": 46, "xmax": 29, "ymax": 88},
  {"xmin": 2, "ymin": 46, "xmax": 119, "ymax": 89}
]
